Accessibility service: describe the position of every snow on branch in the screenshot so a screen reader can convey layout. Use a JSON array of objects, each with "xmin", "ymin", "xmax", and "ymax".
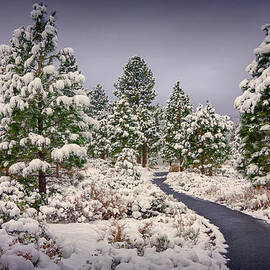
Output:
[
  {"xmin": 22, "ymin": 159, "xmax": 50, "ymax": 177},
  {"xmin": 51, "ymin": 144, "xmax": 87, "ymax": 162}
]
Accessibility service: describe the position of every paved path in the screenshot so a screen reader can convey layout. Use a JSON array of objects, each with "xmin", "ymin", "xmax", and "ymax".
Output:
[{"xmin": 153, "ymin": 172, "xmax": 270, "ymax": 270}]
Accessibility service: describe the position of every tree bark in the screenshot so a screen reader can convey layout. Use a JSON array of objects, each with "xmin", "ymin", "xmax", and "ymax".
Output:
[
  {"xmin": 56, "ymin": 163, "xmax": 59, "ymax": 178},
  {"xmin": 179, "ymin": 156, "xmax": 184, "ymax": 172},
  {"xmin": 142, "ymin": 143, "xmax": 147, "ymax": 168},
  {"xmin": 137, "ymin": 155, "xmax": 141, "ymax": 164},
  {"xmin": 37, "ymin": 51, "xmax": 46, "ymax": 194},
  {"xmin": 100, "ymin": 152, "xmax": 105, "ymax": 160},
  {"xmin": 38, "ymin": 151, "xmax": 46, "ymax": 194}
]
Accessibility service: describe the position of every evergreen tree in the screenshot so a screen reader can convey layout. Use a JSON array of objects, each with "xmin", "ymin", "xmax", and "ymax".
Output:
[
  {"xmin": 115, "ymin": 148, "xmax": 141, "ymax": 182},
  {"xmin": 114, "ymin": 56, "xmax": 155, "ymax": 109},
  {"xmin": 114, "ymin": 56, "xmax": 156, "ymax": 166},
  {"xmin": 108, "ymin": 98, "xmax": 139, "ymax": 158},
  {"xmin": 88, "ymin": 114, "xmax": 111, "ymax": 159},
  {"xmin": 181, "ymin": 102, "xmax": 232, "ymax": 175},
  {"xmin": 234, "ymin": 24, "xmax": 270, "ymax": 185},
  {"xmin": 136, "ymin": 105, "xmax": 160, "ymax": 167},
  {"xmin": 87, "ymin": 83, "xmax": 108, "ymax": 118},
  {"xmin": 162, "ymin": 81, "xmax": 192, "ymax": 169},
  {"xmin": 0, "ymin": 4, "xmax": 90, "ymax": 194}
]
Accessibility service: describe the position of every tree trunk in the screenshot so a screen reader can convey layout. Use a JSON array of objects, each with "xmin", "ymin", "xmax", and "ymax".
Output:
[
  {"xmin": 137, "ymin": 155, "xmax": 141, "ymax": 164},
  {"xmin": 179, "ymin": 156, "xmax": 184, "ymax": 172},
  {"xmin": 142, "ymin": 143, "xmax": 147, "ymax": 168},
  {"xmin": 100, "ymin": 152, "xmax": 105, "ymax": 160},
  {"xmin": 56, "ymin": 163, "xmax": 59, "ymax": 178},
  {"xmin": 39, "ymin": 170, "xmax": 46, "ymax": 194},
  {"xmin": 38, "ymin": 151, "xmax": 46, "ymax": 194}
]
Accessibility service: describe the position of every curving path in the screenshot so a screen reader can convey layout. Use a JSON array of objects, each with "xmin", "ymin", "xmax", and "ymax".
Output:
[{"xmin": 153, "ymin": 172, "xmax": 270, "ymax": 270}]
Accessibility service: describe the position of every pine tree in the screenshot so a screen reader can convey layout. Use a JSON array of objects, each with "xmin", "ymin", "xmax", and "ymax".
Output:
[
  {"xmin": 234, "ymin": 24, "xmax": 270, "ymax": 185},
  {"xmin": 181, "ymin": 102, "xmax": 232, "ymax": 175},
  {"xmin": 136, "ymin": 105, "xmax": 160, "ymax": 167},
  {"xmin": 115, "ymin": 148, "xmax": 141, "ymax": 182},
  {"xmin": 0, "ymin": 4, "xmax": 90, "ymax": 194},
  {"xmin": 108, "ymin": 98, "xmax": 139, "ymax": 158},
  {"xmin": 162, "ymin": 81, "xmax": 192, "ymax": 169},
  {"xmin": 114, "ymin": 56, "xmax": 156, "ymax": 167},
  {"xmin": 87, "ymin": 83, "xmax": 108, "ymax": 118},
  {"xmin": 114, "ymin": 56, "xmax": 155, "ymax": 109},
  {"xmin": 88, "ymin": 114, "xmax": 111, "ymax": 159}
]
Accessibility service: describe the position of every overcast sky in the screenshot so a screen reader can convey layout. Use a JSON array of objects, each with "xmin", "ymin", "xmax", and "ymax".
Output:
[{"xmin": 0, "ymin": 0, "xmax": 270, "ymax": 118}]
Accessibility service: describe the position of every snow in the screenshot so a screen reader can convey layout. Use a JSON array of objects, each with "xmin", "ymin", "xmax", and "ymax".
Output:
[
  {"xmin": 51, "ymin": 144, "xmax": 87, "ymax": 162},
  {"xmin": 43, "ymin": 65, "xmax": 55, "ymax": 75},
  {"xmin": 22, "ymin": 159, "xmax": 50, "ymax": 176},
  {"xmin": 56, "ymin": 80, "xmax": 65, "ymax": 90}
]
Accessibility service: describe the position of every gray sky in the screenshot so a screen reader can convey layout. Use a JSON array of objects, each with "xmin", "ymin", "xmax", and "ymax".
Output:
[{"xmin": 0, "ymin": 0, "xmax": 270, "ymax": 119}]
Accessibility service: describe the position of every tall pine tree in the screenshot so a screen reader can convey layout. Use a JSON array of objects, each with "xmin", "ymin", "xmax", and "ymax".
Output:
[
  {"xmin": 0, "ymin": 3, "xmax": 90, "ymax": 194},
  {"xmin": 162, "ymin": 81, "xmax": 192, "ymax": 169},
  {"xmin": 235, "ymin": 24, "xmax": 270, "ymax": 185},
  {"xmin": 114, "ymin": 56, "xmax": 156, "ymax": 166}
]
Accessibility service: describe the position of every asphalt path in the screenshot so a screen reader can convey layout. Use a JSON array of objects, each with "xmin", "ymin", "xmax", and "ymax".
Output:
[{"xmin": 153, "ymin": 172, "xmax": 270, "ymax": 270}]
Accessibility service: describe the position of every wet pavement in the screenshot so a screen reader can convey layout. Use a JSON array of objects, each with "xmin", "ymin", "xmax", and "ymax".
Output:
[{"xmin": 153, "ymin": 172, "xmax": 270, "ymax": 270}]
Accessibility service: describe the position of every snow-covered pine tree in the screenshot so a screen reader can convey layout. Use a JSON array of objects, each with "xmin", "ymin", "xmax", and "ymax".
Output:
[
  {"xmin": 137, "ymin": 105, "xmax": 160, "ymax": 167},
  {"xmin": 88, "ymin": 114, "xmax": 111, "ymax": 159},
  {"xmin": 162, "ymin": 81, "xmax": 192, "ymax": 169},
  {"xmin": 181, "ymin": 102, "xmax": 232, "ymax": 175},
  {"xmin": 234, "ymin": 24, "xmax": 270, "ymax": 185},
  {"xmin": 114, "ymin": 56, "xmax": 156, "ymax": 166},
  {"xmin": 0, "ymin": 3, "xmax": 91, "ymax": 194},
  {"xmin": 108, "ymin": 98, "xmax": 139, "ymax": 158},
  {"xmin": 87, "ymin": 83, "xmax": 108, "ymax": 118},
  {"xmin": 115, "ymin": 148, "xmax": 141, "ymax": 182},
  {"xmin": 114, "ymin": 56, "xmax": 155, "ymax": 109},
  {"xmin": 229, "ymin": 122, "xmax": 242, "ymax": 166}
]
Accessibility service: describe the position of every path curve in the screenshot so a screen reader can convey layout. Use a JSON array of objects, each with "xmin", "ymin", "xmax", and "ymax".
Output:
[{"xmin": 153, "ymin": 172, "xmax": 270, "ymax": 270}]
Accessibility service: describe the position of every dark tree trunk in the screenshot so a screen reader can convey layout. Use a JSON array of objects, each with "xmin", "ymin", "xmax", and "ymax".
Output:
[
  {"xmin": 142, "ymin": 143, "xmax": 147, "ymax": 168},
  {"xmin": 38, "ymin": 151, "xmax": 46, "ymax": 194},
  {"xmin": 39, "ymin": 170, "xmax": 46, "ymax": 194},
  {"xmin": 100, "ymin": 152, "xmax": 105, "ymax": 160},
  {"xmin": 137, "ymin": 155, "xmax": 141, "ymax": 164},
  {"xmin": 56, "ymin": 163, "xmax": 59, "ymax": 178}
]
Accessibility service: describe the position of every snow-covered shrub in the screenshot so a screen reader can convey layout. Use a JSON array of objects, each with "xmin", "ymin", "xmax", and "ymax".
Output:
[
  {"xmin": 81, "ymin": 215, "xmax": 227, "ymax": 270},
  {"xmin": 115, "ymin": 148, "xmax": 141, "ymax": 182},
  {"xmin": 41, "ymin": 181, "xmax": 129, "ymax": 223},
  {"xmin": 0, "ymin": 217, "xmax": 71, "ymax": 269},
  {"xmin": 0, "ymin": 176, "xmax": 45, "ymax": 226}
]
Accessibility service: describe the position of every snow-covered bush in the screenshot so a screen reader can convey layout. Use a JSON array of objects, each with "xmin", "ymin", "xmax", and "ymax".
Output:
[
  {"xmin": 115, "ymin": 148, "xmax": 141, "ymax": 182},
  {"xmin": 0, "ymin": 217, "xmax": 72, "ymax": 269},
  {"xmin": 0, "ymin": 176, "xmax": 44, "ymax": 225},
  {"xmin": 41, "ymin": 181, "xmax": 129, "ymax": 223},
  {"xmin": 80, "ymin": 215, "xmax": 228, "ymax": 270}
]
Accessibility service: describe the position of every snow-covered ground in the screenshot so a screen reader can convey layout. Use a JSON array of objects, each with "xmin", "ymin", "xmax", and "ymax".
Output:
[
  {"xmin": 46, "ymin": 162, "xmax": 228, "ymax": 269},
  {"xmin": 165, "ymin": 163, "xmax": 270, "ymax": 223},
  {"xmin": 0, "ymin": 160, "xmax": 229, "ymax": 269}
]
